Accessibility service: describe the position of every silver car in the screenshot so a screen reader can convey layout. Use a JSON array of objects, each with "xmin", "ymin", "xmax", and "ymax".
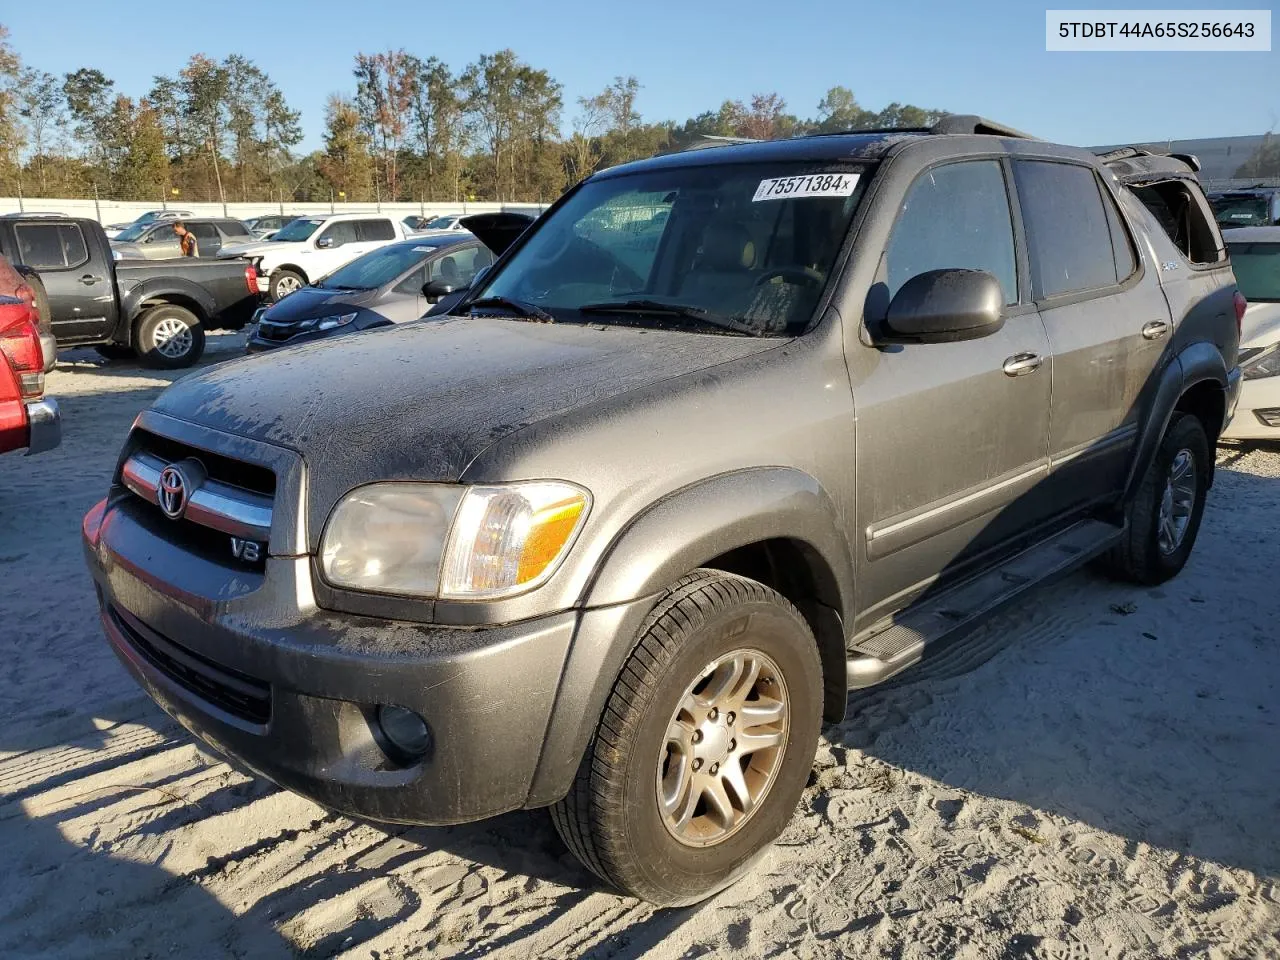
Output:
[
  {"xmin": 245, "ymin": 233, "xmax": 495, "ymax": 351},
  {"xmin": 111, "ymin": 218, "xmax": 254, "ymax": 259}
]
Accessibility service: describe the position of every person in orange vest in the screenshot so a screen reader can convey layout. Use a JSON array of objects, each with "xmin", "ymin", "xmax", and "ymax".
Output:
[{"xmin": 173, "ymin": 222, "xmax": 198, "ymax": 257}]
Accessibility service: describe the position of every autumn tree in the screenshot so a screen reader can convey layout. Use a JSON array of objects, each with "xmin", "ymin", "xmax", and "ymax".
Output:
[
  {"xmin": 354, "ymin": 50, "xmax": 415, "ymax": 199},
  {"xmin": 0, "ymin": 26, "xmax": 23, "ymax": 190},
  {"xmin": 318, "ymin": 94, "xmax": 373, "ymax": 201}
]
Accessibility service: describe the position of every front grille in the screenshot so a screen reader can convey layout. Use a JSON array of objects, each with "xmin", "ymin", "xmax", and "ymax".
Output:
[
  {"xmin": 132, "ymin": 429, "xmax": 275, "ymax": 497},
  {"xmin": 256, "ymin": 319, "xmax": 299, "ymax": 342},
  {"xmin": 108, "ymin": 603, "xmax": 271, "ymax": 725}
]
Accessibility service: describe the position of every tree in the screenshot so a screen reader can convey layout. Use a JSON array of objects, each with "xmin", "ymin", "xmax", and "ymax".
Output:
[
  {"xmin": 179, "ymin": 55, "xmax": 230, "ymax": 203},
  {"xmin": 0, "ymin": 26, "xmax": 23, "ymax": 190},
  {"xmin": 1234, "ymin": 133, "xmax": 1280, "ymax": 179},
  {"xmin": 110, "ymin": 97, "xmax": 168, "ymax": 199},
  {"xmin": 738, "ymin": 92, "xmax": 789, "ymax": 140},
  {"xmin": 403, "ymin": 55, "xmax": 466, "ymax": 200},
  {"xmin": 353, "ymin": 50, "xmax": 415, "ymax": 199},
  {"xmin": 318, "ymin": 94, "xmax": 373, "ymax": 201},
  {"xmin": 815, "ymin": 86, "xmax": 870, "ymax": 133},
  {"xmin": 62, "ymin": 68, "xmax": 115, "ymax": 174},
  {"xmin": 17, "ymin": 69, "xmax": 62, "ymax": 191}
]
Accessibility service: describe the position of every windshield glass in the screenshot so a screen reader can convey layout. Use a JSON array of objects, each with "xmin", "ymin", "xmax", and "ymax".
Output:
[
  {"xmin": 272, "ymin": 218, "xmax": 323, "ymax": 242},
  {"xmin": 470, "ymin": 161, "xmax": 868, "ymax": 336},
  {"xmin": 115, "ymin": 222, "xmax": 156, "ymax": 242},
  {"xmin": 1228, "ymin": 241, "xmax": 1280, "ymax": 302},
  {"xmin": 1213, "ymin": 195, "xmax": 1271, "ymax": 227},
  {"xmin": 134, "ymin": 212, "xmax": 163, "ymax": 225},
  {"xmin": 319, "ymin": 243, "xmax": 436, "ymax": 290},
  {"xmin": 425, "ymin": 216, "xmax": 456, "ymax": 230}
]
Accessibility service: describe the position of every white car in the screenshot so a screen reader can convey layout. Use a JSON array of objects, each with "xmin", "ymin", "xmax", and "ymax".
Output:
[
  {"xmin": 219, "ymin": 213, "xmax": 410, "ymax": 301},
  {"xmin": 407, "ymin": 214, "xmax": 469, "ymax": 235},
  {"xmin": 1223, "ymin": 227, "xmax": 1280, "ymax": 441}
]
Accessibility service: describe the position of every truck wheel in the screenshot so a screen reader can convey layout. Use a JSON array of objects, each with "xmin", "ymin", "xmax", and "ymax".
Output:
[
  {"xmin": 1101, "ymin": 412, "xmax": 1210, "ymax": 585},
  {"xmin": 269, "ymin": 269, "xmax": 305, "ymax": 301},
  {"xmin": 551, "ymin": 569, "xmax": 823, "ymax": 906},
  {"xmin": 135, "ymin": 305, "xmax": 205, "ymax": 369}
]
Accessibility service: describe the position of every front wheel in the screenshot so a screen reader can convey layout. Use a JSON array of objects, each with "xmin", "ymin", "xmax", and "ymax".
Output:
[
  {"xmin": 1100, "ymin": 412, "xmax": 1211, "ymax": 584},
  {"xmin": 269, "ymin": 269, "xmax": 305, "ymax": 301},
  {"xmin": 135, "ymin": 304, "xmax": 205, "ymax": 369},
  {"xmin": 551, "ymin": 570, "xmax": 823, "ymax": 906}
]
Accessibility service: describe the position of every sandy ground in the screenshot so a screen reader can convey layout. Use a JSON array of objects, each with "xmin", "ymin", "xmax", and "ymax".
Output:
[{"xmin": 1, "ymin": 335, "xmax": 1277, "ymax": 959}]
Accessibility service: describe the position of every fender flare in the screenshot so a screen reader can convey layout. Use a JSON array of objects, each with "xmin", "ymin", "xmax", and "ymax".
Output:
[
  {"xmin": 525, "ymin": 467, "xmax": 854, "ymax": 806},
  {"xmin": 1122, "ymin": 341, "xmax": 1227, "ymax": 503},
  {"xmin": 122, "ymin": 279, "xmax": 216, "ymax": 325}
]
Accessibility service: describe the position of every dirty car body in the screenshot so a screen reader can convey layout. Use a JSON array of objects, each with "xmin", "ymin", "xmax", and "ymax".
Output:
[{"xmin": 85, "ymin": 119, "xmax": 1241, "ymax": 904}]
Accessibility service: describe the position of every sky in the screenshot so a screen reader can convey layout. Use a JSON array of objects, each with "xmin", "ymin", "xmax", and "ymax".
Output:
[{"xmin": 6, "ymin": 0, "xmax": 1277, "ymax": 154}]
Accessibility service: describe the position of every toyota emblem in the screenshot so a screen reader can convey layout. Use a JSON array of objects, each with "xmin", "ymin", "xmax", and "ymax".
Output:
[{"xmin": 158, "ymin": 465, "xmax": 189, "ymax": 519}]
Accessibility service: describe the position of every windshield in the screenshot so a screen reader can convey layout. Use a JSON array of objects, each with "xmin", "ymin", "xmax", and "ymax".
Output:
[
  {"xmin": 1228, "ymin": 241, "xmax": 1280, "ymax": 302},
  {"xmin": 470, "ymin": 161, "xmax": 868, "ymax": 336},
  {"xmin": 115, "ymin": 221, "xmax": 158, "ymax": 242},
  {"xmin": 319, "ymin": 243, "xmax": 436, "ymax": 290},
  {"xmin": 272, "ymin": 218, "xmax": 323, "ymax": 242},
  {"xmin": 425, "ymin": 216, "xmax": 457, "ymax": 230},
  {"xmin": 1213, "ymin": 195, "xmax": 1271, "ymax": 227}
]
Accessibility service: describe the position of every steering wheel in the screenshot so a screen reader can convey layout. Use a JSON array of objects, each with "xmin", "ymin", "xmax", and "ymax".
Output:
[{"xmin": 753, "ymin": 267, "xmax": 824, "ymax": 288}]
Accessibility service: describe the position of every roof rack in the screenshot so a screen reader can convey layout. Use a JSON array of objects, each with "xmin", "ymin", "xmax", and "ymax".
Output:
[{"xmin": 805, "ymin": 115, "xmax": 1036, "ymax": 140}]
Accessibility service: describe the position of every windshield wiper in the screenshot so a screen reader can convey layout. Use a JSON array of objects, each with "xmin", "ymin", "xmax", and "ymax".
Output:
[
  {"xmin": 467, "ymin": 296, "xmax": 554, "ymax": 321},
  {"xmin": 578, "ymin": 299, "xmax": 751, "ymax": 335}
]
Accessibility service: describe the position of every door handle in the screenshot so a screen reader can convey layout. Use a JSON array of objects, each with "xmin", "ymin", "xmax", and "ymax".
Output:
[
  {"xmin": 80, "ymin": 274, "xmax": 102, "ymax": 285},
  {"xmin": 1142, "ymin": 320, "xmax": 1170, "ymax": 340},
  {"xmin": 1002, "ymin": 353, "xmax": 1043, "ymax": 377}
]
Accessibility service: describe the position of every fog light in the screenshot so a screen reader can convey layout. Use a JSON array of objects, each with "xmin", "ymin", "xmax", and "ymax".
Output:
[
  {"xmin": 376, "ymin": 704, "xmax": 431, "ymax": 762},
  {"xmin": 1255, "ymin": 408, "xmax": 1280, "ymax": 428}
]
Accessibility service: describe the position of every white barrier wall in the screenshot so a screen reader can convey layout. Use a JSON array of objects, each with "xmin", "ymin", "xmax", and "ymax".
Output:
[{"xmin": 0, "ymin": 198, "xmax": 550, "ymax": 224}]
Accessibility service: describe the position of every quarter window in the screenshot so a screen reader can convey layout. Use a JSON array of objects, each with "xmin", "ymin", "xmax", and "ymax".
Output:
[
  {"xmin": 886, "ymin": 160, "xmax": 1018, "ymax": 305},
  {"xmin": 14, "ymin": 223, "xmax": 89, "ymax": 269},
  {"xmin": 1015, "ymin": 160, "xmax": 1124, "ymax": 298}
]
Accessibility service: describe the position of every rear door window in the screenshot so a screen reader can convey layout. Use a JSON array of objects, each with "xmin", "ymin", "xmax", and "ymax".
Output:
[
  {"xmin": 218, "ymin": 219, "xmax": 252, "ymax": 237},
  {"xmin": 357, "ymin": 219, "xmax": 396, "ymax": 242},
  {"xmin": 886, "ymin": 159, "xmax": 1018, "ymax": 304},
  {"xmin": 14, "ymin": 223, "xmax": 89, "ymax": 269},
  {"xmin": 1014, "ymin": 160, "xmax": 1119, "ymax": 298}
]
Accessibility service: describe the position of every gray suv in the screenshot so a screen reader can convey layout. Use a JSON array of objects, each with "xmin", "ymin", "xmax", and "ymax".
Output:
[{"xmin": 84, "ymin": 116, "xmax": 1242, "ymax": 906}]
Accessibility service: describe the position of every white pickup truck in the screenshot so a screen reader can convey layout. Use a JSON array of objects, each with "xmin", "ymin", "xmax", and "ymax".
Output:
[{"xmin": 219, "ymin": 213, "xmax": 411, "ymax": 301}]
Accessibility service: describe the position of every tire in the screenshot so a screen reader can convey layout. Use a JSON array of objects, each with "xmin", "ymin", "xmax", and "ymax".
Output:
[
  {"xmin": 268, "ymin": 269, "xmax": 305, "ymax": 302},
  {"xmin": 551, "ymin": 569, "xmax": 823, "ymax": 906},
  {"xmin": 1100, "ymin": 412, "xmax": 1210, "ymax": 585},
  {"xmin": 94, "ymin": 344, "xmax": 136, "ymax": 361},
  {"xmin": 134, "ymin": 304, "xmax": 205, "ymax": 369}
]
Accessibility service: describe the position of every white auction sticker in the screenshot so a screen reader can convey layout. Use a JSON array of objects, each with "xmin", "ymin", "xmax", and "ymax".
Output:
[{"xmin": 753, "ymin": 172, "xmax": 860, "ymax": 202}]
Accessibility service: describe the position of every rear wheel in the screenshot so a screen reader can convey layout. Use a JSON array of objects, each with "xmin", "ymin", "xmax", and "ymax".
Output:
[
  {"xmin": 135, "ymin": 304, "xmax": 205, "ymax": 369},
  {"xmin": 551, "ymin": 569, "xmax": 823, "ymax": 906},
  {"xmin": 269, "ymin": 269, "xmax": 305, "ymax": 301},
  {"xmin": 1100, "ymin": 413, "xmax": 1210, "ymax": 584}
]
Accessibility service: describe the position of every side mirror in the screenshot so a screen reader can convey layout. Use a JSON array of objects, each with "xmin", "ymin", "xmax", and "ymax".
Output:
[
  {"xmin": 316, "ymin": 236, "xmax": 334, "ymax": 249},
  {"xmin": 422, "ymin": 278, "xmax": 464, "ymax": 301},
  {"xmin": 882, "ymin": 269, "xmax": 1005, "ymax": 343}
]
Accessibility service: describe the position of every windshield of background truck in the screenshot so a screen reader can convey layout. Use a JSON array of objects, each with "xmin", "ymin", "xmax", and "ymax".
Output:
[
  {"xmin": 1213, "ymin": 195, "xmax": 1271, "ymax": 227},
  {"xmin": 271, "ymin": 218, "xmax": 323, "ymax": 242},
  {"xmin": 1227, "ymin": 241, "xmax": 1280, "ymax": 302},
  {"xmin": 471, "ymin": 162, "xmax": 868, "ymax": 336}
]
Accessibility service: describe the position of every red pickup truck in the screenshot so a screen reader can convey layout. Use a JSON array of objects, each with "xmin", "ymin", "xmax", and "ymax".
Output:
[{"xmin": 0, "ymin": 255, "xmax": 60, "ymax": 456}]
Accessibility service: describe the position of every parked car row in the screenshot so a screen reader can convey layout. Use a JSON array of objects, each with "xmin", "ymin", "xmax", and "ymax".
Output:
[{"xmin": 81, "ymin": 118, "xmax": 1249, "ymax": 909}]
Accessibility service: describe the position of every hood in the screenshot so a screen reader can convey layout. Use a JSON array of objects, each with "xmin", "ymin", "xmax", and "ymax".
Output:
[
  {"xmin": 461, "ymin": 212, "xmax": 535, "ymax": 256},
  {"xmin": 151, "ymin": 317, "xmax": 782, "ymax": 547},
  {"xmin": 219, "ymin": 239, "xmax": 292, "ymax": 259},
  {"xmin": 1240, "ymin": 301, "xmax": 1280, "ymax": 350},
  {"xmin": 258, "ymin": 285, "xmax": 382, "ymax": 324}
]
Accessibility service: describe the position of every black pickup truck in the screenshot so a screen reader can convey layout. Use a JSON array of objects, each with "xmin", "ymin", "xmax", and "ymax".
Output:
[{"xmin": 0, "ymin": 214, "xmax": 262, "ymax": 368}]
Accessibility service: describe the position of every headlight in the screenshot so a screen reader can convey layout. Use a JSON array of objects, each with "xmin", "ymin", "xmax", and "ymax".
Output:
[
  {"xmin": 320, "ymin": 481, "xmax": 590, "ymax": 600},
  {"xmin": 1242, "ymin": 345, "xmax": 1280, "ymax": 380},
  {"xmin": 316, "ymin": 312, "xmax": 358, "ymax": 331}
]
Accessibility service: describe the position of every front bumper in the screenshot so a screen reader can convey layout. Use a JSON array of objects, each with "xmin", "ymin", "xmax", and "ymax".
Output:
[
  {"xmin": 1222, "ymin": 368, "xmax": 1280, "ymax": 441},
  {"xmin": 24, "ymin": 398, "xmax": 60, "ymax": 455},
  {"xmin": 83, "ymin": 496, "xmax": 586, "ymax": 825}
]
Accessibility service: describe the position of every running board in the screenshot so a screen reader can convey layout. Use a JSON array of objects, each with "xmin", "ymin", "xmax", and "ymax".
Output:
[{"xmin": 846, "ymin": 519, "xmax": 1123, "ymax": 689}]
